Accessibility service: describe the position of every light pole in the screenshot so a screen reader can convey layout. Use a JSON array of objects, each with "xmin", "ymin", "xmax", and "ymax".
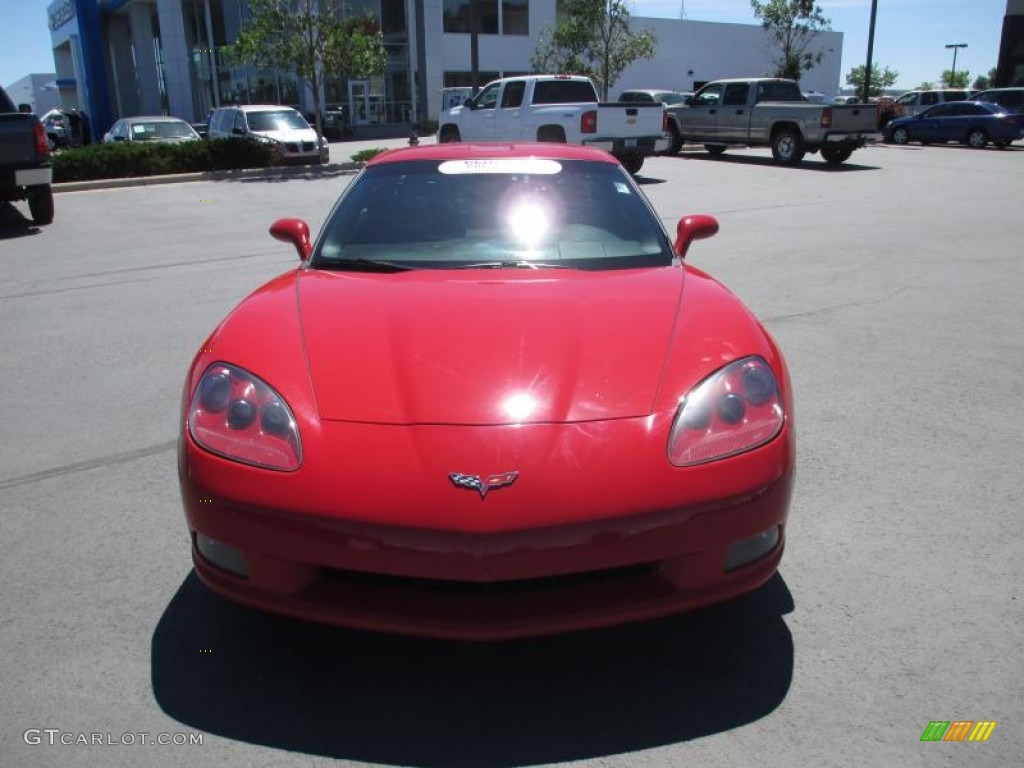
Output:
[
  {"xmin": 945, "ymin": 43, "xmax": 968, "ymax": 87},
  {"xmin": 863, "ymin": 0, "xmax": 878, "ymax": 102}
]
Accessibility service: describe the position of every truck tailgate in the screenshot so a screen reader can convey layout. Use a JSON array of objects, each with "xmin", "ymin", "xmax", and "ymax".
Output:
[
  {"xmin": 828, "ymin": 104, "xmax": 878, "ymax": 133},
  {"xmin": 595, "ymin": 102, "xmax": 664, "ymax": 139},
  {"xmin": 0, "ymin": 114, "xmax": 44, "ymax": 164}
]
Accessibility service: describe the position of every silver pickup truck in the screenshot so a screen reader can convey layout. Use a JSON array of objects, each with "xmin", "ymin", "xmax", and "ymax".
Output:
[{"xmin": 666, "ymin": 78, "xmax": 879, "ymax": 165}]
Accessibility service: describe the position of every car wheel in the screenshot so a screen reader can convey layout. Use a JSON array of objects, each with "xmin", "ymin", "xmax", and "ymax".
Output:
[
  {"xmin": 821, "ymin": 145, "xmax": 852, "ymax": 165},
  {"xmin": 771, "ymin": 128, "xmax": 805, "ymax": 164},
  {"xmin": 618, "ymin": 154, "xmax": 644, "ymax": 175},
  {"xmin": 438, "ymin": 125, "xmax": 460, "ymax": 143},
  {"xmin": 664, "ymin": 124, "xmax": 682, "ymax": 155},
  {"xmin": 891, "ymin": 126, "xmax": 910, "ymax": 145},
  {"xmin": 995, "ymin": 139, "xmax": 1012, "ymax": 149},
  {"xmin": 704, "ymin": 144, "xmax": 727, "ymax": 156},
  {"xmin": 28, "ymin": 186, "xmax": 54, "ymax": 226},
  {"xmin": 966, "ymin": 128, "xmax": 988, "ymax": 148}
]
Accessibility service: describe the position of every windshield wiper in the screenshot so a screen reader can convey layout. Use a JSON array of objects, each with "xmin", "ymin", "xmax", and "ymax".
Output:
[
  {"xmin": 318, "ymin": 258, "xmax": 414, "ymax": 273},
  {"xmin": 450, "ymin": 261, "xmax": 570, "ymax": 270}
]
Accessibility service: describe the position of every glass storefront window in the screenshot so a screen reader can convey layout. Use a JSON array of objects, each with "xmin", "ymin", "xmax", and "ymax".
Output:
[
  {"xmin": 443, "ymin": 71, "xmax": 502, "ymax": 88},
  {"xmin": 502, "ymin": 0, "xmax": 528, "ymax": 35},
  {"xmin": 444, "ymin": 0, "xmax": 498, "ymax": 34}
]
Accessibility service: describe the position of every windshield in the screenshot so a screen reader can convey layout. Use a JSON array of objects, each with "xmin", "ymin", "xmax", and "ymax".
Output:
[
  {"xmin": 131, "ymin": 120, "xmax": 195, "ymax": 139},
  {"xmin": 312, "ymin": 158, "xmax": 673, "ymax": 271},
  {"xmin": 247, "ymin": 110, "xmax": 309, "ymax": 131}
]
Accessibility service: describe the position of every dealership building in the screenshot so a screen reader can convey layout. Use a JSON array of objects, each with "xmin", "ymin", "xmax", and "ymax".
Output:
[{"xmin": 45, "ymin": 0, "xmax": 846, "ymax": 141}]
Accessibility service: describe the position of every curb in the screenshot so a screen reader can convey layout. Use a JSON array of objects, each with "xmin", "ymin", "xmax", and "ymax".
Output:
[{"xmin": 53, "ymin": 161, "xmax": 364, "ymax": 193}]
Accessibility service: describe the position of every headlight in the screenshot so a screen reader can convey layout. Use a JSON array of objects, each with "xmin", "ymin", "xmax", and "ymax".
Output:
[
  {"xmin": 188, "ymin": 363, "xmax": 302, "ymax": 471},
  {"xmin": 668, "ymin": 356, "xmax": 784, "ymax": 466}
]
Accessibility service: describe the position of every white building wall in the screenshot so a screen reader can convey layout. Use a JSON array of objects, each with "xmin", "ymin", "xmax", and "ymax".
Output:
[
  {"xmin": 621, "ymin": 18, "xmax": 843, "ymax": 97},
  {"xmin": 4, "ymin": 74, "xmax": 62, "ymax": 114}
]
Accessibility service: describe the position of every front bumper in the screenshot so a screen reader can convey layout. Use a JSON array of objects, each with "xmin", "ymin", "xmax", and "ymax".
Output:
[{"xmin": 180, "ymin": 417, "xmax": 794, "ymax": 640}]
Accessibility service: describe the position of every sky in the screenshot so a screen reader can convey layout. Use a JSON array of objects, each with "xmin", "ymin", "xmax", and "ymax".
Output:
[{"xmin": 0, "ymin": 0, "xmax": 1011, "ymax": 92}]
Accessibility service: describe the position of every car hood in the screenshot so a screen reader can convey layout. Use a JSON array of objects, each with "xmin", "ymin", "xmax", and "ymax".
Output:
[
  {"xmin": 256, "ymin": 128, "xmax": 316, "ymax": 143},
  {"xmin": 297, "ymin": 268, "xmax": 684, "ymax": 425}
]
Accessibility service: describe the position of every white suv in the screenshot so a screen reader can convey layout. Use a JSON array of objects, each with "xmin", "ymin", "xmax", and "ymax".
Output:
[{"xmin": 208, "ymin": 105, "xmax": 328, "ymax": 164}]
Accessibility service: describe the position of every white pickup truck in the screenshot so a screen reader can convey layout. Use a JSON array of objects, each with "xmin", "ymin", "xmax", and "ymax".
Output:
[
  {"xmin": 437, "ymin": 75, "xmax": 668, "ymax": 174},
  {"xmin": 666, "ymin": 78, "xmax": 879, "ymax": 165}
]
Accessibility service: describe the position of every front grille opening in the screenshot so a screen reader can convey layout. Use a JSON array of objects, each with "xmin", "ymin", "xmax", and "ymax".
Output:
[{"xmin": 322, "ymin": 562, "xmax": 659, "ymax": 595}]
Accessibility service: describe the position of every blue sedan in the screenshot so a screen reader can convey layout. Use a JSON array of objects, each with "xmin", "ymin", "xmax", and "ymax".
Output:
[{"xmin": 885, "ymin": 101, "xmax": 1023, "ymax": 148}]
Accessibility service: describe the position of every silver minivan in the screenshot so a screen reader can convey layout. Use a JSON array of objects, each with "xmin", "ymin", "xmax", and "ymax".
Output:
[
  {"xmin": 208, "ymin": 105, "xmax": 328, "ymax": 164},
  {"xmin": 893, "ymin": 89, "xmax": 969, "ymax": 117}
]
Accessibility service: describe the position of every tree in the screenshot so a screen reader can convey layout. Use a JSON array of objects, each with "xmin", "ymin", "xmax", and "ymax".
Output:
[
  {"xmin": 531, "ymin": 0, "xmax": 656, "ymax": 100},
  {"xmin": 919, "ymin": 81, "xmax": 936, "ymax": 90},
  {"xmin": 750, "ymin": 0, "xmax": 832, "ymax": 81},
  {"xmin": 229, "ymin": 0, "xmax": 388, "ymax": 140},
  {"xmin": 941, "ymin": 69, "xmax": 970, "ymax": 88},
  {"xmin": 845, "ymin": 64, "xmax": 899, "ymax": 100},
  {"xmin": 972, "ymin": 68, "xmax": 996, "ymax": 91}
]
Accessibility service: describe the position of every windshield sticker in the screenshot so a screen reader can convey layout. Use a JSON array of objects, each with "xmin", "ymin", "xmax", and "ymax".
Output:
[
  {"xmin": 614, "ymin": 182, "xmax": 631, "ymax": 195},
  {"xmin": 439, "ymin": 158, "xmax": 563, "ymax": 175}
]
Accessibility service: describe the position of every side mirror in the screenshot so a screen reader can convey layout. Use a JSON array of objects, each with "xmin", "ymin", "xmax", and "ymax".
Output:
[
  {"xmin": 232, "ymin": 126, "xmax": 245, "ymax": 135},
  {"xmin": 674, "ymin": 214, "xmax": 719, "ymax": 259},
  {"xmin": 270, "ymin": 218, "xmax": 312, "ymax": 260},
  {"xmin": 463, "ymin": 98, "xmax": 474, "ymax": 109},
  {"xmin": 683, "ymin": 95, "xmax": 693, "ymax": 105}
]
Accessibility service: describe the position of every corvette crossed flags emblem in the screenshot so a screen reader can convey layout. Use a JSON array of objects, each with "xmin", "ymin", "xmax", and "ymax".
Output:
[{"xmin": 449, "ymin": 471, "xmax": 519, "ymax": 498}]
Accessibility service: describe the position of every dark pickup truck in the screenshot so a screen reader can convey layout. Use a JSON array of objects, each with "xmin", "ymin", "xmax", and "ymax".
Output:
[{"xmin": 1, "ymin": 85, "xmax": 54, "ymax": 225}]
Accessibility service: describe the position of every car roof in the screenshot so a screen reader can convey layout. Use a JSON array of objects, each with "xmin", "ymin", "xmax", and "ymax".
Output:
[
  {"xmin": 899, "ymin": 88, "xmax": 967, "ymax": 95},
  {"xmin": 622, "ymin": 88, "xmax": 682, "ymax": 94},
  {"xmin": 226, "ymin": 104, "xmax": 300, "ymax": 113},
  {"xmin": 704, "ymin": 78, "xmax": 795, "ymax": 85},
  {"xmin": 122, "ymin": 115, "xmax": 190, "ymax": 122},
  {"xmin": 918, "ymin": 100, "xmax": 1003, "ymax": 111},
  {"xmin": 367, "ymin": 143, "xmax": 622, "ymax": 167}
]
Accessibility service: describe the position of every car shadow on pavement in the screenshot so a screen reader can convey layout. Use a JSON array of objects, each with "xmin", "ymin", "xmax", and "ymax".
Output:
[
  {"xmin": 152, "ymin": 571, "xmax": 794, "ymax": 766},
  {"xmin": 677, "ymin": 152, "xmax": 881, "ymax": 172},
  {"xmin": 0, "ymin": 202, "xmax": 42, "ymax": 238}
]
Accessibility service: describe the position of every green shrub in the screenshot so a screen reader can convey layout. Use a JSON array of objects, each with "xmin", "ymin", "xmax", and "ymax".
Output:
[
  {"xmin": 53, "ymin": 138, "xmax": 276, "ymax": 182},
  {"xmin": 350, "ymin": 147, "xmax": 388, "ymax": 163},
  {"xmin": 207, "ymin": 138, "xmax": 276, "ymax": 171}
]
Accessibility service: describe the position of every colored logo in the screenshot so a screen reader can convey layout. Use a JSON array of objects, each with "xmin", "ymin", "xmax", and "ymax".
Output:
[
  {"xmin": 920, "ymin": 721, "xmax": 997, "ymax": 742},
  {"xmin": 449, "ymin": 471, "xmax": 519, "ymax": 498}
]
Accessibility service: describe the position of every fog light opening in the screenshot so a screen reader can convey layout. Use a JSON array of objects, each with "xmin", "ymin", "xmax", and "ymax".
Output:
[
  {"xmin": 724, "ymin": 526, "xmax": 780, "ymax": 572},
  {"xmin": 196, "ymin": 534, "xmax": 250, "ymax": 578}
]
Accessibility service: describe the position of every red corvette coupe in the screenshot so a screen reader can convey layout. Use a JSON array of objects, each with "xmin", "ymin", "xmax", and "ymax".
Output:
[{"xmin": 178, "ymin": 143, "xmax": 794, "ymax": 640}]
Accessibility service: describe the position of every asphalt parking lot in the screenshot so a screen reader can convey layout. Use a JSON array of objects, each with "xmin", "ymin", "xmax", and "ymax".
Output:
[{"xmin": 1, "ymin": 139, "xmax": 1022, "ymax": 767}]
